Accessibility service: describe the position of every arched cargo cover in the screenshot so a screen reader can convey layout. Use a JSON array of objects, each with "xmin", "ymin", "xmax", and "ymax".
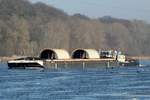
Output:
[
  {"xmin": 72, "ymin": 49, "xmax": 100, "ymax": 59},
  {"xmin": 40, "ymin": 49, "xmax": 70, "ymax": 60}
]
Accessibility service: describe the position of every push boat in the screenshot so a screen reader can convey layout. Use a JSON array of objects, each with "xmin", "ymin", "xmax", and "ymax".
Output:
[{"xmin": 7, "ymin": 57, "xmax": 44, "ymax": 69}]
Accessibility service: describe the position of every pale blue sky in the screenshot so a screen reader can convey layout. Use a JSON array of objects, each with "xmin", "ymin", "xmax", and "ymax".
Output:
[{"xmin": 30, "ymin": 0, "xmax": 150, "ymax": 22}]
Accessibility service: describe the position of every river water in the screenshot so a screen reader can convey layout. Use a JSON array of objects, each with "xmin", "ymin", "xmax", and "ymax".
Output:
[{"xmin": 0, "ymin": 61, "xmax": 150, "ymax": 100}]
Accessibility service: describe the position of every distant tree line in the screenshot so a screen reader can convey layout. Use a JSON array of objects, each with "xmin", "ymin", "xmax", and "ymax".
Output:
[{"xmin": 0, "ymin": 0, "xmax": 150, "ymax": 56}]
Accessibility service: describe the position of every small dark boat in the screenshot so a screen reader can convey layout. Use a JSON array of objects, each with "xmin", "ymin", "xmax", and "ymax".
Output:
[
  {"xmin": 7, "ymin": 57, "xmax": 44, "ymax": 69},
  {"xmin": 119, "ymin": 59, "xmax": 139, "ymax": 67}
]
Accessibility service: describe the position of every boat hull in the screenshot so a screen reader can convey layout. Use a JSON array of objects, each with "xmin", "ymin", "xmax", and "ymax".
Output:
[
  {"xmin": 43, "ymin": 60, "xmax": 119, "ymax": 69},
  {"xmin": 8, "ymin": 60, "xmax": 44, "ymax": 69},
  {"xmin": 119, "ymin": 59, "xmax": 139, "ymax": 67},
  {"xmin": 8, "ymin": 62, "xmax": 44, "ymax": 69}
]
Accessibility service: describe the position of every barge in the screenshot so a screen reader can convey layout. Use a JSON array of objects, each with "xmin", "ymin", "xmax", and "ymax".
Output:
[{"xmin": 7, "ymin": 49, "xmax": 139, "ymax": 69}]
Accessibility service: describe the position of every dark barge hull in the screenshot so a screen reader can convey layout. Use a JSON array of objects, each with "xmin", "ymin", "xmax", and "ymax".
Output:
[
  {"xmin": 44, "ymin": 59, "xmax": 140, "ymax": 69},
  {"xmin": 43, "ymin": 59, "xmax": 120, "ymax": 69}
]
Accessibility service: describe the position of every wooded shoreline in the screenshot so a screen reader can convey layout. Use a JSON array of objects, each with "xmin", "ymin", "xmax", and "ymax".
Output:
[{"xmin": 0, "ymin": 0, "xmax": 150, "ymax": 56}]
